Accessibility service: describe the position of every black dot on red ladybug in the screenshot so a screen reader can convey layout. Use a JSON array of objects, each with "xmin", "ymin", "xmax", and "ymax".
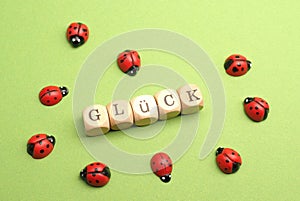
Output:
[
  {"xmin": 250, "ymin": 107, "xmax": 253, "ymax": 110},
  {"xmin": 241, "ymin": 67, "xmax": 244, "ymax": 71},
  {"xmin": 226, "ymin": 159, "xmax": 229, "ymax": 163},
  {"xmin": 54, "ymin": 97, "xmax": 57, "ymax": 100},
  {"xmin": 92, "ymin": 173, "xmax": 96, "ymax": 177},
  {"xmin": 235, "ymin": 55, "xmax": 240, "ymax": 58},
  {"xmin": 69, "ymin": 26, "xmax": 72, "ymax": 28},
  {"xmin": 73, "ymin": 27, "xmax": 77, "ymax": 30},
  {"xmin": 68, "ymin": 31, "xmax": 72, "ymax": 34},
  {"xmin": 96, "ymin": 163, "xmax": 100, "ymax": 165},
  {"xmin": 40, "ymin": 149, "xmax": 44, "ymax": 154},
  {"xmin": 232, "ymin": 152, "xmax": 235, "ymax": 155},
  {"xmin": 85, "ymin": 33, "xmax": 87, "ymax": 36},
  {"xmin": 160, "ymin": 162, "xmax": 163, "ymax": 165},
  {"xmin": 224, "ymin": 168, "xmax": 228, "ymax": 171},
  {"xmin": 47, "ymin": 100, "xmax": 50, "ymax": 103},
  {"xmin": 96, "ymin": 180, "xmax": 99, "ymax": 183},
  {"xmin": 256, "ymin": 112, "xmax": 259, "ymax": 115},
  {"xmin": 36, "ymin": 135, "xmax": 40, "ymax": 138},
  {"xmin": 88, "ymin": 180, "xmax": 92, "ymax": 183},
  {"xmin": 152, "ymin": 162, "xmax": 155, "ymax": 164},
  {"xmin": 120, "ymin": 59, "xmax": 124, "ymax": 63},
  {"xmin": 232, "ymin": 67, "xmax": 238, "ymax": 72},
  {"xmin": 82, "ymin": 29, "xmax": 87, "ymax": 32},
  {"xmin": 46, "ymin": 144, "xmax": 50, "ymax": 148},
  {"xmin": 91, "ymin": 163, "xmax": 94, "ymax": 166},
  {"xmin": 255, "ymin": 106, "xmax": 259, "ymax": 110}
]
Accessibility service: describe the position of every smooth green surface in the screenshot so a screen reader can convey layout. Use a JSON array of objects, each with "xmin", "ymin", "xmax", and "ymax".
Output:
[{"xmin": 1, "ymin": 0, "xmax": 299, "ymax": 200}]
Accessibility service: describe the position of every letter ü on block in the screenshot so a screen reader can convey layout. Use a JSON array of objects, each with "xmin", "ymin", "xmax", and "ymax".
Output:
[{"xmin": 82, "ymin": 84, "xmax": 204, "ymax": 136}]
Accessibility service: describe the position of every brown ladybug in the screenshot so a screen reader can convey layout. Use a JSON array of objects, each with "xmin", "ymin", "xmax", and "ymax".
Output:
[{"xmin": 66, "ymin": 22, "xmax": 89, "ymax": 48}]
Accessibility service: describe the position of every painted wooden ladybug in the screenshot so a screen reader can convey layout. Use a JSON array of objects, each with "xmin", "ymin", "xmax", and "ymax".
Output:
[
  {"xmin": 80, "ymin": 162, "xmax": 111, "ymax": 187},
  {"xmin": 216, "ymin": 147, "xmax": 242, "ymax": 174},
  {"xmin": 39, "ymin": 86, "xmax": 68, "ymax": 106},
  {"xmin": 117, "ymin": 50, "xmax": 141, "ymax": 76},
  {"xmin": 150, "ymin": 152, "xmax": 173, "ymax": 183},
  {"xmin": 244, "ymin": 97, "xmax": 269, "ymax": 122},
  {"xmin": 27, "ymin": 134, "xmax": 56, "ymax": 159},
  {"xmin": 66, "ymin": 22, "xmax": 89, "ymax": 48},
  {"xmin": 224, "ymin": 54, "xmax": 252, "ymax": 76}
]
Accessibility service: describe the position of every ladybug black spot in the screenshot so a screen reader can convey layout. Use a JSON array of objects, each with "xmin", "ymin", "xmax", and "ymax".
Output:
[
  {"xmin": 232, "ymin": 67, "xmax": 238, "ymax": 72},
  {"xmin": 47, "ymin": 100, "xmax": 50, "ymax": 103},
  {"xmin": 226, "ymin": 160, "xmax": 229, "ymax": 163},
  {"xmin": 250, "ymin": 107, "xmax": 253, "ymax": 110},
  {"xmin": 235, "ymin": 55, "xmax": 240, "ymax": 58},
  {"xmin": 120, "ymin": 59, "xmax": 124, "ymax": 63},
  {"xmin": 96, "ymin": 180, "xmax": 99, "ymax": 183},
  {"xmin": 232, "ymin": 152, "xmax": 235, "ymax": 155},
  {"xmin": 256, "ymin": 112, "xmax": 259, "ymax": 115},
  {"xmin": 36, "ymin": 135, "xmax": 40, "ymax": 138},
  {"xmin": 92, "ymin": 173, "xmax": 96, "ymax": 177},
  {"xmin": 88, "ymin": 180, "xmax": 92, "ymax": 183},
  {"xmin": 69, "ymin": 26, "xmax": 72, "ymax": 28},
  {"xmin": 91, "ymin": 164, "xmax": 94, "ymax": 166},
  {"xmin": 160, "ymin": 162, "xmax": 163, "ymax": 165},
  {"xmin": 96, "ymin": 163, "xmax": 100, "ymax": 165},
  {"xmin": 40, "ymin": 149, "xmax": 44, "ymax": 154},
  {"xmin": 54, "ymin": 97, "xmax": 57, "ymax": 100},
  {"xmin": 124, "ymin": 54, "xmax": 127, "ymax": 56},
  {"xmin": 46, "ymin": 144, "xmax": 50, "ymax": 148},
  {"xmin": 224, "ymin": 168, "xmax": 228, "ymax": 171},
  {"xmin": 68, "ymin": 31, "xmax": 72, "ymax": 34},
  {"xmin": 152, "ymin": 162, "xmax": 155, "ymax": 164},
  {"xmin": 85, "ymin": 33, "xmax": 87, "ymax": 36},
  {"xmin": 255, "ymin": 106, "xmax": 259, "ymax": 110},
  {"xmin": 82, "ymin": 29, "xmax": 87, "ymax": 32},
  {"xmin": 241, "ymin": 67, "xmax": 244, "ymax": 71},
  {"xmin": 74, "ymin": 27, "xmax": 77, "ymax": 30}
]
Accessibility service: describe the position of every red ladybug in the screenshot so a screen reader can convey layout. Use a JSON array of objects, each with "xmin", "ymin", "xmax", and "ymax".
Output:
[
  {"xmin": 80, "ymin": 162, "xmax": 111, "ymax": 187},
  {"xmin": 224, "ymin": 54, "xmax": 252, "ymax": 76},
  {"xmin": 39, "ymin": 86, "xmax": 68, "ymax": 106},
  {"xmin": 216, "ymin": 147, "xmax": 242, "ymax": 174},
  {"xmin": 150, "ymin": 152, "xmax": 173, "ymax": 183},
  {"xmin": 66, "ymin": 22, "xmax": 89, "ymax": 48},
  {"xmin": 244, "ymin": 97, "xmax": 269, "ymax": 122},
  {"xmin": 117, "ymin": 50, "xmax": 141, "ymax": 76},
  {"xmin": 27, "ymin": 134, "xmax": 56, "ymax": 159}
]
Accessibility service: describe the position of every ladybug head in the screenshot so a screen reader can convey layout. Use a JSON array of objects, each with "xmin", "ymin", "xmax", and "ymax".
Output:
[
  {"xmin": 47, "ymin": 135, "xmax": 56, "ymax": 146},
  {"xmin": 244, "ymin": 97, "xmax": 254, "ymax": 104},
  {"xmin": 160, "ymin": 174, "xmax": 171, "ymax": 183},
  {"xmin": 127, "ymin": 66, "xmax": 139, "ymax": 76},
  {"xmin": 102, "ymin": 166, "xmax": 111, "ymax": 179},
  {"xmin": 216, "ymin": 147, "xmax": 224, "ymax": 156},
  {"xmin": 224, "ymin": 59, "xmax": 233, "ymax": 70},
  {"xmin": 27, "ymin": 143, "xmax": 34, "ymax": 157},
  {"xmin": 80, "ymin": 168, "xmax": 87, "ymax": 180},
  {"xmin": 247, "ymin": 60, "xmax": 252, "ymax": 70},
  {"xmin": 70, "ymin": 35, "xmax": 84, "ymax": 48},
  {"xmin": 59, "ymin": 87, "xmax": 69, "ymax": 97}
]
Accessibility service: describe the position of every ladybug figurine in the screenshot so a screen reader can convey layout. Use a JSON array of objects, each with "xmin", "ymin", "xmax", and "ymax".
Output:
[
  {"xmin": 224, "ymin": 54, "xmax": 252, "ymax": 76},
  {"xmin": 66, "ymin": 22, "xmax": 89, "ymax": 48},
  {"xmin": 244, "ymin": 97, "xmax": 269, "ymax": 122},
  {"xmin": 27, "ymin": 134, "xmax": 56, "ymax": 159},
  {"xmin": 117, "ymin": 50, "xmax": 141, "ymax": 76},
  {"xmin": 80, "ymin": 162, "xmax": 111, "ymax": 187},
  {"xmin": 150, "ymin": 152, "xmax": 173, "ymax": 183},
  {"xmin": 39, "ymin": 85, "xmax": 68, "ymax": 106},
  {"xmin": 216, "ymin": 147, "xmax": 242, "ymax": 174}
]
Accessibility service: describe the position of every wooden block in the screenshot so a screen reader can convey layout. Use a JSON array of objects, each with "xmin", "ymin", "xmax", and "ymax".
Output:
[
  {"xmin": 106, "ymin": 100, "xmax": 134, "ymax": 130},
  {"xmin": 154, "ymin": 89, "xmax": 181, "ymax": 120},
  {"xmin": 130, "ymin": 95, "xmax": 158, "ymax": 126},
  {"xmin": 82, "ymin": 105, "xmax": 110, "ymax": 136},
  {"xmin": 177, "ymin": 84, "xmax": 204, "ymax": 114}
]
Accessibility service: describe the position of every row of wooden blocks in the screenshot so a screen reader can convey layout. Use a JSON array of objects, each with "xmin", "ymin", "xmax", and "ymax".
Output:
[{"xmin": 83, "ymin": 84, "xmax": 204, "ymax": 136}]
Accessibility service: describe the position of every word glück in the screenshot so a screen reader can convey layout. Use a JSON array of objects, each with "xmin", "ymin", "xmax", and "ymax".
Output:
[{"xmin": 83, "ymin": 84, "xmax": 204, "ymax": 136}]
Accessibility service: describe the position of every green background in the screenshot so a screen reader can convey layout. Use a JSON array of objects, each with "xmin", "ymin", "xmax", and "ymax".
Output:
[{"xmin": 1, "ymin": 0, "xmax": 299, "ymax": 200}]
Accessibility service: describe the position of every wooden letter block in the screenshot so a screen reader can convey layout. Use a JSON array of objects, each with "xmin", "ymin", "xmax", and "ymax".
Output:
[
  {"xmin": 130, "ymin": 95, "xmax": 158, "ymax": 126},
  {"xmin": 106, "ymin": 100, "xmax": 134, "ymax": 130},
  {"xmin": 154, "ymin": 89, "xmax": 181, "ymax": 120},
  {"xmin": 177, "ymin": 84, "xmax": 204, "ymax": 114},
  {"xmin": 82, "ymin": 105, "xmax": 110, "ymax": 136}
]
